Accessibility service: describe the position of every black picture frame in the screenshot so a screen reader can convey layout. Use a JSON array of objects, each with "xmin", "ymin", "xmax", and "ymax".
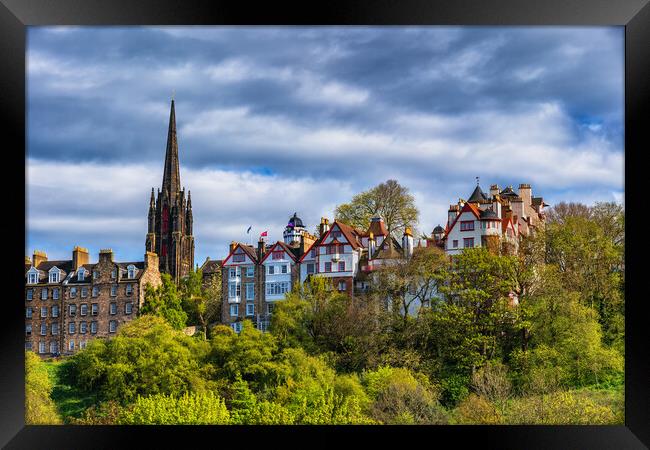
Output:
[{"xmin": 1, "ymin": 0, "xmax": 648, "ymax": 448}]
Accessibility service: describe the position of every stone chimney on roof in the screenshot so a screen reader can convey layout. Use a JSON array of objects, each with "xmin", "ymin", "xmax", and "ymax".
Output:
[
  {"xmin": 229, "ymin": 241, "xmax": 238, "ymax": 253},
  {"xmin": 32, "ymin": 250, "xmax": 47, "ymax": 267},
  {"xmin": 73, "ymin": 246, "xmax": 90, "ymax": 271},
  {"xmin": 518, "ymin": 183, "xmax": 532, "ymax": 207},
  {"xmin": 99, "ymin": 249, "xmax": 114, "ymax": 264},
  {"xmin": 145, "ymin": 251, "xmax": 159, "ymax": 270},
  {"xmin": 319, "ymin": 217, "xmax": 330, "ymax": 237},
  {"xmin": 490, "ymin": 184, "xmax": 500, "ymax": 197},
  {"xmin": 257, "ymin": 238, "xmax": 266, "ymax": 261}
]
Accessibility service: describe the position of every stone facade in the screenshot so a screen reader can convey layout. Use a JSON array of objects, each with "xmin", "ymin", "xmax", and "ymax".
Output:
[{"xmin": 25, "ymin": 248, "xmax": 161, "ymax": 357}]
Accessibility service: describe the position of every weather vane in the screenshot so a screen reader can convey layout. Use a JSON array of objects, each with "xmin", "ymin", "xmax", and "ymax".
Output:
[{"xmin": 476, "ymin": 176, "xmax": 480, "ymax": 186}]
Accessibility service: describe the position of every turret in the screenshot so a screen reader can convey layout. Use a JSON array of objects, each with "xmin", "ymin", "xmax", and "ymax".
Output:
[{"xmin": 402, "ymin": 227, "xmax": 414, "ymax": 258}]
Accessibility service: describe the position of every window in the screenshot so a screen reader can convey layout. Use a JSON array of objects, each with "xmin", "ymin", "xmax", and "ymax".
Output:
[
  {"xmin": 272, "ymin": 251, "xmax": 283, "ymax": 260},
  {"xmin": 266, "ymin": 281, "xmax": 290, "ymax": 296},
  {"xmin": 28, "ymin": 271, "xmax": 38, "ymax": 284},
  {"xmin": 40, "ymin": 323, "xmax": 46, "ymax": 335},
  {"xmin": 127, "ymin": 264, "xmax": 136, "ymax": 279},
  {"xmin": 126, "ymin": 284, "xmax": 133, "ymax": 295},
  {"xmin": 110, "ymin": 303, "xmax": 117, "ymax": 315},
  {"xmin": 51, "ymin": 323, "xmax": 59, "ymax": 335},
  {"xmin": 311, "ymin": 248, "xmax": 317, "ymax": 257},
  {"xmin": 92, "ymin": 286, "xmax": 99, "ymax": 297},
  {"xmin": 233, "ymin": 253, "xmax": 245, "ymax": 263},
  {"xmin": 325, "ymin": 262, "xmax": 332, "ymax": 272},
  {"xmin": 331, "ymin": 231, "xmax": 342, "ymax": 239},
  {"xmin": 26, "ymin": 307, "xmax": 32, "ymax": 318},
  {"xmin": 230, "ymin": 304, "xmax": 239, "ymax": 316},
  {"xmin": 79, "ymin": 322, "xmax": 87, "ymax": 334},
  {"xmin": 268, "ymin": 265, "xmax": 275, "ymax": 275},
  {"xmin": 228, "ymin": 282, "xmax": 241, "ymax": 299},
  {"xmin": 41, "ymin": 288, "xmax": 49, "ymax": 300},
  {"xmin": 281, "ymin": 264, "xmax": 288, "ymax": 274},
  {"xmin": 52, "ymin": 288, "xmax": 59, "ymax": 300},
  {"xmin": 460, "ymin": 221, "xmax": 475, "ymax": 231},
  {"xmin": 267, "ymin": 303, "xmax": 275, "ymax": 314},
  {"xmin": 81, "ymin": 287, "xmax": 88, "ymax": 298},
  {"xmin": 25, "ymin": 342, "xmax": 32, "ymax": 351},
  {"xmin": 246, "ymin": 303, "xmax": 255, "ymax": 316},
  {"xmin": 26, "ymin": 289, "xmax": 33, "ymax": 300},
  {"xmin": 109, "ymin": 320, "xmax": 117, "ymax": 333},
  {"xmin": 231, "ymin": 322, "xmax": 242, "ymax": 333},
  {"xmin": 338, "ymin": 261, "xmax": 345, "ymax": 272},
  {"xmin": 91, "ymin": 304, "xmax": 98, "ymax": 315},
  {"xmin": 80, "ymin": 304, "xmax": 88, "ymax": 316},
  {"xmin": 246, "ymin": 266, "xmax": 254, "ymax": 277},
  {"xmin": 52, "ymin": 305, "xmax": 59, "ymax": 317},
  {"xmin": 69, "ymin": 322, "xmax": 76, "ymax": 334},
  {"xmin": 25, "ymin": 324, "xmax": 32, "ymax": 336},
  {"xmin": 90, "ymin": 321, "xmax": 97, "ymax": 334},
  {"xmin": 50, "ymin": 342, "xmax": 59, "ymax": 354},
  {"xmin": 40, "ymin": 306, "xmax": 47, "ymax": 318},
  {"xmin": 327, "ymin": 245, "xmax": 335, "ymax": 255},
  {"xmin": 245, "ymin": 283, "xmax": 254, "ymax": 300},
  {"xmin": 338, "ymin": 281, "xmax": 347, "ymax": 292},
  {"xmin": 125, "ymin": 302, "xmax": 133, "ymax": 314},
  {"xmin": 49, "ymin": 269, "xmax": 60, "ymax": 284},
  {"xmin": 93, "ymin": 271, "xmax": 99, "ymax": 279},
  {"xmin": 110, "ymin": 285, "xmax": 117, "ymax": 296},
  {"xmin": 70, "ymin": 287, "xmax": 77, "ymax": 298},
  {"xmin": 111, "ymin": 268, "xmax": 117, "ymax": 278},
  {"xmin": 77, "ymin": 269, "xmax": 85, "ymax": 281},
  {"xmin": 463, "ymin": 238, "xmax": 474, "ymax": 248},
  {"xmin": 80, "ymin": 341, "xmax": 87, "ymax": 349},
  {"xmin": 306, "ymin": 263, "xmax": 315, "ymax": 274},
  {"xmin": 69, "ymin": 341, "xmax": 75, "ymax": 351},
  {"xmin": 452, "ymin": 240, "xmax": 458, "ymax": 248},
  {"xmin": 69, "ymin": 304, "xmax": 77, "ymax": 316},
  {"xmin": 39, "ymin": 342, "xmax": 46, "ymax": 354},
  {"xmin": 229, "ymin": 268, "xmax": 238, "ymax": 279}
]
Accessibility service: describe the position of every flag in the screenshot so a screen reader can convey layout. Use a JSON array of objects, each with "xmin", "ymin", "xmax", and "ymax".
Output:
[
  {"xmin": 246, "ymin": 226, "xmax": 252, "ymax": 234},
  {"xmin": 260, "ymin": 231, "xmax": 268, "ymax": 237}
]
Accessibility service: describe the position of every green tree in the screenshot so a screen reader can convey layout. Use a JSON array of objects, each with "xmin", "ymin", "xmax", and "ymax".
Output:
[
  {"xmin": 334, "ymin": 179, "xmax": 419, "ymax": 238},
  {"xmin": 180, "ymin": 268, "xmax": 222, "ymax": 340},
  {"xmin": 118, "ymin": 392, "xmax": 230, "ymax": 425},
  {"xmin": 140, "ymin": 273, "xmax": 188, "ymax": 330},
  {"xmin": 25, "ymin": 351, "xmax": 62, "ymax": 424}
]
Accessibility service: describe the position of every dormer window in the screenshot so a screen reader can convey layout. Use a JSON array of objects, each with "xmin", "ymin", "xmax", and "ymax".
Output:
[
  {"xmin": 77, "ymin": 268, "xmax": 85, "ymax": 281},
  {"xmin": 27, "ymin": 268, "xmax": 39, "ymax": 284},
  {"xmin": 127, "ymin": 264, "xmax": 136, "ymax": 279},
  {"xmin": 48, "ymin": 267, "xmax": 60, "ymax": 284}
]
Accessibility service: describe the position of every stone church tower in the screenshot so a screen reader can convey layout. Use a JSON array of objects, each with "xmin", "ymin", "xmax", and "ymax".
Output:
[{"xmin": 145, "ymin": 99, "xmax": 195, "ymax": 283}]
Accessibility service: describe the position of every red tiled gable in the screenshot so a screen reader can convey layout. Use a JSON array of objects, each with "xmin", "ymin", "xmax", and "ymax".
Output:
[
  {"xmin": 367, "ymin": 219, "xmax": 388, "ymax": 237},
  {"xmin": 333, "ymin": 220, "xmax": 363, "ymax": 249},
  {"xmin": 260, "ymin": 241, "xmax": 298, "ymax": 264},
  {"xmin": 222, "ymin": 243, "xmax": 258, "ymax": 265},
  {"xmin": 447, "ymin": 202, "xmax": 481, "ymax": 235}
]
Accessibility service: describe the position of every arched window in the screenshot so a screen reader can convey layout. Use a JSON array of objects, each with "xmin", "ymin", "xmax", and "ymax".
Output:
[{"xmin": 127, "ymin": 264, "xmax": 136, "ymax": 279}]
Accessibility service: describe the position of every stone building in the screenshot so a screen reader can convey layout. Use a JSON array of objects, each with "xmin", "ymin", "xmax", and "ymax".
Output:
[
  {"xmin": 25, "ymin": 247, "xmax": 161, "ymax": 357},
  {"xmin": 146, "ymin": 99, "xmax": 195, "ymax": 283}
]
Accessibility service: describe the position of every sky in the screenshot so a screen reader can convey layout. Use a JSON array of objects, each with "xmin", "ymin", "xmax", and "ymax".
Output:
[{"xmin": 26, "ymin": 26, "xmax": 624, "ymax": 265}]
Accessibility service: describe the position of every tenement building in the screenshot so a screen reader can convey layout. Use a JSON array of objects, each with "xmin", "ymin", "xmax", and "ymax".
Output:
[
  {"xmin": 25, "ymin": 247, "xmax": 162, "ymax": 357},
  {"xmin": 146, "ymin": 99, "xmax": 195, "ymax": 283}
]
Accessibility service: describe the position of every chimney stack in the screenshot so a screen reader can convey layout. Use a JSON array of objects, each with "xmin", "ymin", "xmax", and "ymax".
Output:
[
  {"xmin": 145, "ymin": 251, "xmax": 159, "ymax": 270},
  {"xmin": 32, "ymin": 250, "xmax": 47, "ymax": 267},
  {"xmin": 319, "ymin": 217, "xmax": 330, "ymax": 237},
  {"xmin": 490, "ymin": 184, "xmax": 500, "ymax": 197},
  {"xmin": 257, "ymin": 238, "xmax": 266, "ymax": 261},
  {"xmin": 72, "ymin": 246, "xmax": 90, "ymax": 270},
  {"xmin": 229, "ymin": 241, "xmax": 238, "ymax": 253},
  {"xmin": 99, "ymin": 249, "xmax": 114, "ymax": 264},
  {"xmin": 518, "ymin": 183, "xmax": 532, "ymax": 207}
]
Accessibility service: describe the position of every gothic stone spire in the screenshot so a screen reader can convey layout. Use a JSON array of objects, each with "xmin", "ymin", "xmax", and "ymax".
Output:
[{"xmin": 162, "ymin": 98, "xmax": 181, "ymax": 201}]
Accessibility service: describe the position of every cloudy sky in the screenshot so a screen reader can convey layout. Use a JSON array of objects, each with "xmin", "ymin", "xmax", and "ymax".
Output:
[{"xmin": 26, "ymin": 26, "xmax": 624, "ymax": 265}]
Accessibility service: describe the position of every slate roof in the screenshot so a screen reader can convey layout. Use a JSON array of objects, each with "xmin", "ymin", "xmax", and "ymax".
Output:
[
  {"xmin": 372, "ymin": 236, "xmax": 403, "ymax": 260},
  {"xmin": 333, "ymin": 220, "xmax": 364, "ymax": 249},
  {"xmin": 201, "ymin": 258, "xmax": 222, "ymax": 275},
  {"xmin": 500, "ymin": 186, "xmax": 519, "ymax": 197},
  {"xmin": 479, "ymin": 208, "xmax": 499, "ymax": 220},
  {"xmin": 468, "ymin": 185, "xmax": 489, "ymax": 203}
]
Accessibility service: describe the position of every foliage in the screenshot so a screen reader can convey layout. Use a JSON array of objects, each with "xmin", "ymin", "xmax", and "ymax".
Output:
[
  {"xmin": 334, "ymin": 179, "xmax": 419, "ymax": 238},
  {"xmin": 452, "ymin": 394, "xmax": 503, "ymax": 424},
  {"xmin": 25, "ymin": 352, "xmax": 62, "ymax": 424},
  {"xmin": 505, "ymin": 390, "xmax": 619, "ymax": 424},
  {"xmin": 180, "ymin": 268, "xmax": 222, "ymax": 340},
  {"xmin": 118, "ymin": 392, "xmax": 230, "ymax": 425},
  {"xmin": 68, "ymin": 316, "xmax": 211, "ymax": 404},
  {"xmin": 140, "ymin": 273, "xmax": 188, "ymax": 330}
]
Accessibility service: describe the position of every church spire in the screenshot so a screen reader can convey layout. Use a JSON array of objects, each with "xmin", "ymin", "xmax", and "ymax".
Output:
[{"xmin": 162, "ymin": 98, "xmax": 181, "ymax": 201}]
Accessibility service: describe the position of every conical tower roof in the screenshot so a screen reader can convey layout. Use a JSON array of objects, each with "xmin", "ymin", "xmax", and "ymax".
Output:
[
  {"xmin": 468, "ymin": 184, "xmax": 488, "ymax": 203},
  {"xmin": 162, "ymin": 99, "xmax": 181, "ymax": 201}
]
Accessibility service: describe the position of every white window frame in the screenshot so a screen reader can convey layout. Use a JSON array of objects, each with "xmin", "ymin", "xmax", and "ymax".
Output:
[
  {"xmin": 230, "ymin": 304, "xmax": 239, "ymax": 317},
  {"xmin": 110, "ymin": 303, "xmax": 117, "ymax": 315},
  {"xmin": 245, "ymin": 303, "xmax": 255, "ymax": 316},
  {"xmin": 25, "ymin": 324, "xmax": 32, "ymax": 335},
  {"xmin": 125, "ymin": 302, "xmax": 133, "ymax": 314},
  {"xmin": 49, "ymin": 268, "xmax": 60, "ymax": 284},
  {"xmin": 91, "ymin": 303, "xmax": 98, "ymax": 315},
  {"xmin": 126, "ymin": 283, "xmax": 133, "ymax": 295},
  {"xmin": 80, "ymin": 304, "xmax": 88, "ymax": 316},
  {"xmin": 69, "ymin": 322, "xmax": 76, "ymax": 334},
  {"xmin": 110, "ymin": 285, "xmax": 117, "ymax": 296},
  {"xmin": 52, "ymin": 288, "xmax": 59, "ymax": 300},
  {"xmin": 51, "ymin": 323, "xmax": 59, "ymax": 335},
  {"xmin": 38, "ymin": 341, "xmax": 46, "ymax": 354},
  {"xmin": 70, "ymin": 287, "xmax": 77, "ymax": 298},
  {"xmin": 27, "ymin": 269, "xmax": 38, "ymax": 284},
  {"xmin": 26, "ymin": 307, "xmax": 32, "ymax": 318},
  {"xmin": 246, "ymin": 266, "xmax": 254, "ymax": 277},
  {"xmin": 90, "ymin": 321, "xmax": 98, "ymax": 334},
  {"xmin": 69, "ymin": 340, "xmax": 75, "ymax": 351},
  {"xmin": 40, "ymin": 306, "xmax": 47, "ymax": 318},
  {"xmin": 26, "ymin": 289, "xmax": 33, "ymax": 300},
  {"xmin": 77, "ymin": 269, "xmax": 85, "ymax": 281},
  {"xmin": 268, "ymin": 265, "xmax": 275, "ymax": 275},
  {"xmin": 50, "ymin": 341, "xmax": 58, "ymax": 354},
  {"xmin": 52, "ymin": 305, "xmax": 59, "ymax": 317},
  {"xmin": 81, "ymin": 287, "xmax": 88, "ymax": 298},
  {"xmin": 69, "ymin": 304, "xmax": 77, "ymax": 316},
  {"xmin": 41, "ymin": 288, "xmax": 48, "ymax": 300},
  {"xmin": 40, "ymin": 323, "xmax": 46, "ymax": 335},
  {"xmin": 109, "ymin": 320, "xmax": 117, "ymax": 333},
  {"xmin": 92, "ymin": 286, "xmax": 99, "ymax": 297},
  {"xmin": 245, "ymin": 282, "xmax": 254, "ymax": 300},
  {"xmin": 79, "ymin": 321, "xmax": 87, "ymax": 334},
  {"xmin": 281, "ymin": 264, "xmax": 288, "ymax": 274},
  {"xmin": 127, "ymin": 264, "xmax": 136, "ymax": 279}
]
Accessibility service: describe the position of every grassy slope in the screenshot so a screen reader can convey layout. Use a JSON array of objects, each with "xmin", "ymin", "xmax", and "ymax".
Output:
[{"xmin": 42, "ymin": 358, "xmax": 99, "ymax": 423}]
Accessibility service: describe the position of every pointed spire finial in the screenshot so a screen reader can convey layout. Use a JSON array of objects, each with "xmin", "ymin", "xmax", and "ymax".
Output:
[
  {"xmin": 162, "ymin": 97, "xmax": 181, "ymax": 200},
  {"xmin": 476, "ymin": 176, "xmax": 480, "ymax": 186}
]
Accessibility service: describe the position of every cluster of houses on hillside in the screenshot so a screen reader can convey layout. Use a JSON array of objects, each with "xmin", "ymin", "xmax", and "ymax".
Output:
[
  {"xmin": 25, "ymin": 99, "xmax": 550, "ymax": 355},
  {"xmin": 211, "ymin": 181, "xmax": 548, "ymax": 333}
]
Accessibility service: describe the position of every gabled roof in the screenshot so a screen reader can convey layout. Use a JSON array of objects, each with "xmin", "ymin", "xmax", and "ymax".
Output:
[
  {"xmin": 332, "ymin": 220, "xmax": 363, "ymax": 249},
  {"xmin": 500, "ymin": 186, "xmax": 518, "ymax": 197},
  {"xmin": 367, "ymin": 218, "xmax": 388, "ymax": 237},
  {"xmin": 447, "ymin": 202, "xmax": 481, "ymax": 235},
  {"xmin": 372, "ymin": 236, "xmax": 403, "ymax": 260},
  {"xmin": 222, "ymin": 243, "xmax": 259, "ymax": 265},
  {"xmin": 200, "ymin": 258, "xmax": 222, "ymax": 274},
  {"xmin": 298, "ymin": 234, "xmax": 326, "ymax": 262},
  {"xmin": 260, "ymin": 241, "xmax": 298, "ymax": 264}
]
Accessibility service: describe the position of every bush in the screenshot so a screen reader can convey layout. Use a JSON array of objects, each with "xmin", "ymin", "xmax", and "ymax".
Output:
[
  {"xmin": 118, "ymin": 391, "xmax": 230, "ymax": 425},
  {"xmin": 25, "ymin": 351, "xmax": 62, "ymax": 424},
  {"xmin": 505, "ymin": 390, "xmax": 619, "ymax": 424},
  {"xmin": 452, "ymin": 393, "xmax": 503, "ymax": 424}
]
